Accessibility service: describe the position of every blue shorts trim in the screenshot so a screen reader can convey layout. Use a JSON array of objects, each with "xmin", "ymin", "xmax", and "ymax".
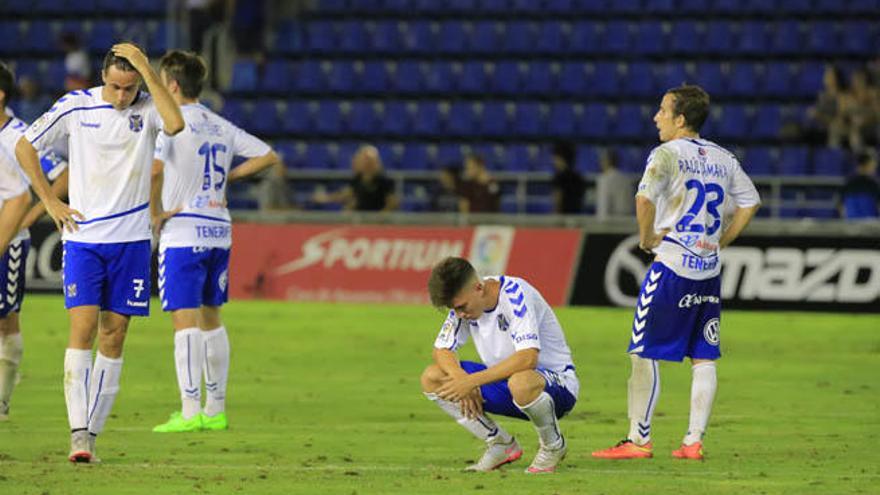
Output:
[
  {"xmin": 460, "ymin": 361, "xmax": 577, "ymax": 420},
  {"xmin": 0, "ymin": 239, "xmax": 29, "ymax": 318},
  {"xmin": 159, "ymin": 247, "xmax": 230, "ymax": 311},
  {"xmin": 628, "ymin": 262, "xmax": 721, "ymax": 362},
  {"xmin": 62, "ymin": 240, "xmax": 151, "ymax": 316}
]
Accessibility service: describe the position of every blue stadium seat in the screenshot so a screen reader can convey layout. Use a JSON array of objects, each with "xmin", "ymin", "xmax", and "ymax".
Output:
[
  {"xmin": 842, "ymin": 21, "xmax": 874, "ymax": 55},
  {"xmin": 380, "ymin": 101, "xmax": 410, "ymax": 134},
  {"xmin": 338, "ymin": 21, "xmax": 368, "ymax": 53},
  {"xmin": 447, "ymin": 102, "xmax": 477, "ymax": 135},
  {"xmin": 315, "ymin": 100, "xmax": 343, "ymax": 134},
  {"xmin": 12, "ymin": 59, "xmax": 39, "ymax": 79},
  {"xmin": 623, "ymin": 62, "xmax": 655, "ymax": 97},
  {"xmin": 558, "ymin": 62, "xmax": 587, "ymax": 96},
  {"xmin": 424, "ymin": 62, "xmax": 454, "ymax": 92},
  {"xmin": 812, "ymin": 148, "xmax": 846, "ymax": 176},
  {"xmin": 502, "ymin": 21, "xmax": 534, "ymax": 53},
  {"xmin": 602, "ymin": 21, "xmax": 631, "ymax": 53},
  {"xmin": 796, "ymin": 63, "xmax": 825, "ymax": 98},
  {"xmin": 401, "ymin": 143, "xmax": 430, "ymax": 170},
  {"xmin": 413, "ymin": 101, "xmax": 441, "ymax": 135},
  {"xmin": 437, "ymin": 21, "xmax": 468, "ymax": 53},
  {"xmin": 634, "ymin": 21, "xmax": 666, "ymax": 55},
  {"xmin": 612, "ymin": 104, "xmax": 646, "ymax": 138},
  {"xmin": 678, "ymin": 0, "xmax": 706, "ymax": 12},
  {"xmin": 448, "ymin": 0, "xmax": 477, "ymax": 10},
  {"xmin": 470, "ymin": 21, "xmax": 500, "ymax": 53},
  {"xmin": 371, "ymin": 21, "xmax": 400, "ymax": 52},
  {"xmin": 274, "ymin": 141, "xmax": 302, "ymax": 169},
  {"xmin": 770, "ymin": 20, "xmax": 801, "ymax": 54},
  {"xmin": 574, "ymin": 145, "xmax": 600, "ymax": 173},
  {"xmin": 260, "ymin": 61, "xmax": 292, "ymax": 94},
  {"xmin": 479, "ymin": 0, "xmax": 509, "ymax": 12},
  {"xmin": 587, "ymin": 62, "xmax": 619, "ymax": 96},
  {"xmin": 751, "ymin": 105, "xmax": 782, "ymax": 139},
  {"xmin": 569, "ymin": 21, "xmax": 599, "ymax": 53},
  {"xmin": 401, "ymin": 21, "xmax": 433, "ymax": 53},
  {"xmin": 547, "ymin": 103, "xmax": 578, "ymax": 138},
  {"xmin": 480, "ymin": 102, "xmax": 510, "ymax": 137},
  {"xmin": 149, "ymin": 21, "xmax": 168, "ymax": 52},
  {"xmin": 806, "ymin": 22, "xmax": 838, "ymax": 54},
  {"xmin": 0, "ymin": 23, "xmax": 22, "ymax": 55},
  {"xmin": 775, "ymin": 0, "xmax": 811, "ymax": 12},
  {"xmin": 691, "ymin": 62, "xmax": 724, "ymax": 95},
  {"xmin": 458, "ymin": 61, "xmax": 488, "ymax": 94},
  {"xmin": 536, "ymin": 22, "xmax": 566, "ymax": 53},
  {"xmin": 717, "ymin": 105, "xmax": 749, "ymax": 140},
  {"xmin": 705, "ymin": 21, "xmax": 733, "ymax": 52},
  {"xmin": 393, "ymin": 61, "xmax": 423, "ymax": 92},
  {"xmin": 317, "ymin": 0, "xmax": 348, "ymax": 12},
  {"xmin": 229, "ymin": 60, "xmax": 258, "ymax": 93},
  {"xmin": 490, "ymin": 61, "xmax": 521, "ymax": 95},
  {"xmin": 644, "ymin": 0, "xmax": 676, "ymax": 12},
  {"xmin": 778, "ymin": 147, "xmax": 809, "ymax": 175},
  {"xmin": 347, "ymin": 101, "xmax": 378, "ymax": 134},
  {"xmin": 360, "ymin": 61, "xmax": 390, "ymax": 93},
  {"xmin": 45, "ymin": 60, "xmax": 67, "ymax": 91},
  {"xmin": 435, "ymin": 144, "xmax": 463, "ymax": 168},
  {"xmin": 742, "ymin": 147, "xmax": 777, "ymax": 175},
  {"xmin": 281, "ymin": 100, "xmax": 312, "ymax": 134},
  {"xmin": 24, "ymin": 21, "xmax": 56, "ymax": 53},
  {"xmin": 327, "ymin": 61, "xmax": 356, "ymax": 93},
  {"xmin": 522, "ymin": 62, "xmax": 554, "ymax": 94},
  {"xmin": 35, "ymin": 0, "xmax": 66, "ymax": 14},
  {"xmin": 727, "ymin": 63, "xmax": 759, "ymax": 97},
  {"xmin": 250, "ymin": 99, "xmax": 281, "ymax": 136},
  {"xmin": 738, "ymin": 21, "xmax": 768, "ymax": 55},
  {"xmin": 502, "ymin": 144, "xmax": 532, "ymax": 171},
  {"xmin": 670, "ymin": 21, "xmax": 701, "ymax": 54},
  {"xmin": 849, "ymin": 0, "xmax": 880, "ymax": 12},
  {"xmin": 513, "ymin": 102, "xmax": 543, "ymax": 137},
  {"xmin": 220, "ymin": 99, "xmax": 249, "ymax": 128},
  {"xmin": 304, "ymin": 142, "xmax": 335, "ymax": 169},
  {"xmin": 615, "ymin": 146, "xmax": 648, "ymax": 173},
  {"xmin": 337, "ymin": 141, "xmax": 361, "ymax": 170},
  {"xmin": 273, "ymin": 20, "xmax": 303, "ymax": 54},
  {"xmin": 660, "ymin": 62, "xmax": 690, "ymax": 91},
  {"xmin": 294, "ymin": 60, "xmax": 325, "ymax": 93},
  {"xmin": 580, "ymin": 103, "xmax": 609, "ymax": 138},
  {"xmin": 306, "ymin": 21, "xmax": 336, "ymax": 53},
  {"xmin": 761, "ymin": 62, "xmax": 793, "ymax": 97}
]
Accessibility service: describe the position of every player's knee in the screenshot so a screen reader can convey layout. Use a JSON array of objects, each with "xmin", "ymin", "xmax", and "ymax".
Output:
[
  {"xmin": 420, "ymin": 364, "xmax": 446, "ymax": 393},
  {"xmin": 508, "ymin": 371, "xmax": 544, "ymax": 404}
]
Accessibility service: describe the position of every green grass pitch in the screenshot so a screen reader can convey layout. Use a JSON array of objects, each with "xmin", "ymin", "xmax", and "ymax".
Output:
[{"xmin": 1, "ymin": 295, "xmax": 877, "ymax": 494}]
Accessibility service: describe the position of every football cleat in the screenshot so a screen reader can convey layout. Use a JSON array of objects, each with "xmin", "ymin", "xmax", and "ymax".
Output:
[
  {"xmin": 152, "ymin": 411, "xmax": 203, "ymax": 433},
  {"xmin": 672, "ymin": 442, "xmax": 704, "ymax": 460},
  {"xmin": 68, "ymin": 430, "xmax": 92, "ymax": 463},
  {"xmin": 465, "ymin": 437, "xmax": 523, "ymax": 472},
  {"xmin": 200, "ymin": 412, "xmax": 228, "ymax": 431},
  {"xmin": 88, "ymin": 434, "xmax": 102, "ymax": 464},
  {"xmin": 525, "ymin": 437, "xmax": 567, "ymax": 474},
  {"xmin": 592, "ymin": 439, "xmax": 653, "ymax": 459}
]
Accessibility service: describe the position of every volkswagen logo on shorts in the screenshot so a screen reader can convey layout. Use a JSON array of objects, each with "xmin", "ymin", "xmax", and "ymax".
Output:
[{"xmin": 703, "ymin": 318, "xmax": 720, "ymax": 346}]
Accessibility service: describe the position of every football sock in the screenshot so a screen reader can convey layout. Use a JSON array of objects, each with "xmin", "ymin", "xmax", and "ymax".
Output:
[
  {"xmin": 628, "ymin": 355, "xmax": 660, "ymax": 446},
  {"xmin": 0, "ymin": 333, "xmax": 23, "ymax": 408},
  {"xmin": 516, "ymin": 392, "xmax": 564, "ymax": 449},
  {"xmin": 87, "ymin": 352, "xmax": 123, "ymax": 435},
  {"xmin": 424, "ymin": 392, "xmax": 512, "ymax": 444},
  {"xmin": 683, "ymin": 361, "xmax": 717, "ymax": 446},
  {"xmin": 174, "ymin": 328, "xmax": 203, "ymax": 419},
  {"xmin": 64, "ymin": 348, "xmax": 92, "ymax": 430},
  {"xmin": 202, "ymin": 326, "xmax": 229, "ymax": 417}
]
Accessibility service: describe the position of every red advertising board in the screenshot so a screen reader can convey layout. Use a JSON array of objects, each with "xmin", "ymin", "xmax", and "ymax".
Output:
[{"xmin": 229, "ymin": 224, "xmax": 582, "ymax": 306}]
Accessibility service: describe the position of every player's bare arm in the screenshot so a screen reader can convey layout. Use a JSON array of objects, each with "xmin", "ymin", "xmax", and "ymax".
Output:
[
  {"xmin": 719, "ymin": 204, "xmax": 761, "ymax": 249},
  {"xmin": 227, "ymin": 151, "xmax": 281, "ymax": 183},
  {"xmin": 149, "ymin": 158, "xmax": 180, "ymax": 237},
  {"xmin": 111, "ymin": 43, "xmax": 184, "ymax": 136},
  {"xmin": 20, "ymin": 169, "xmax": 68, "ymax": 231},
  {"xmin": 14, "ymin": 138, "xmax": 83, "ymax": 233},
  {"xmin": 436, "ymin": 348, "xmax": 539, "ymax": 402},
  {"xmin": 431, "ymin": 348, "xmax": 484, "ymax": 418},
  {"xmin": 0, "ymin": 191, "xmax": 31, "ymax": 255},
  {"xmin": 636, "ymin": 194, "xmax": 667, "ymax": 252}
]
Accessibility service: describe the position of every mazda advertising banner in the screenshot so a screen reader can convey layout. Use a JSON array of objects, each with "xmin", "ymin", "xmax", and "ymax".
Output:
[{"xmin": 570, "ymin": 232, "xmax": 880, "ymax": 312}]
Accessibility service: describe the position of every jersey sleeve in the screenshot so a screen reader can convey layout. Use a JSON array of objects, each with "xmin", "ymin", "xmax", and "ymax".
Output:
[
  {"xmin": 502, "ymin": 280, "xmax": 541, "ymax": 352},
  {"xmin": 728, "ymin": 161, "xmax": 761, "ymax": 208},
  {"xmin": 231, "ymin": 125, "xmax": 271, "ymax": 159},
  {"xmin": 24, "ymin": 96, "xmax": 74, "ymax": 147},
  {"xmin": 636, "ymin": 145, "xmax": 676, "ymax": 203},
  {"xmin": 38, "ymin": 149, "xmax": 68, "ymax": 181},
  {"xmin": 433, "ymin": 310, "xmax": 468, "ymax": 351}
]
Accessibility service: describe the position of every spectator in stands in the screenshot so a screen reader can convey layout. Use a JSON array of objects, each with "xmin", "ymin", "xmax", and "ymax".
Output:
[
  {"xmin": 257, "ymin": 161, "xmax": 292, "ymax": 211},
  {"xmin": 595, "ymin": 149, "xmax": 635, "ymax": 220},
  {"xmin": 550, "ymin": 142, "xmax": 586, "ymax": 214},
  {"xmin": 840, "ymin": 151, "xmax": 880, "ymax": 219},
  {"xmin": 14, "ymin": 76, "xmax": 50, "ymax": 124},
  {"xmin": 430, "ymin": 165, "xmax": 462, "ymax": 213},
  {"xmin": 59, "ymin": 33, "xmax": 91, "ymax": 92},
  {"xmin": 314, "ymin": 145, "xmax": 399, "ymax": 212},
  {"xmin": 807, "ymin": 65, "xmax": 847, "ymax": 148},
  {"xmin": 840, "ymin": 69, "xmax": 880, "ymax": 152},
  {"xmin": 458, "ymin": 154, "xmax": 500, "ymax": 214}
]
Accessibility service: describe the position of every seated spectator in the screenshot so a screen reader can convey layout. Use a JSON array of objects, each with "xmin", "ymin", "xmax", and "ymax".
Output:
[
  {"xmin": 840, "ymin": 69, "xmax": 880, "ymax": 152},
  {"xmin": 840, "ymin": 151, "xmax": 880, "ymax": 219},
  {"xmin": 257, "ymin": 161, "xmax": 292, "ymax": 211},
  {"xmin": 550, "ymin": 142, "xmax": 586, "ymax": 214},
  {"xmin": 60, "ymin": 33, "xmax": 91, "ymax": 92},
  {"xmin": 807, "ymin": 65, "xmax": 847, "ymax": 148},
  {"xmin": 314, "ymin": 145, "xmax": 399, "ymax": 212},
  {"xmin": 430, "ymin": 165, "xmax": 461, "ymax": 213},
  {"xmin": 458, "ymin": 154, "xmax": 500, "ymax": 214},
  {"xmin": 14, "ymin": 76, "xmax": 51, "ymax": 124},
  {"xmin": 595, "ymin": 149, "xmax": 635, "ymax": 220}
]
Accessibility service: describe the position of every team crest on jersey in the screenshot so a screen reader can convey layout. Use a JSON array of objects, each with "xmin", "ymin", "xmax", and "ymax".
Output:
[
  {"xmin": 698, "ymin": 147, "xmax": 707, "ymax": 156},
  {"xmin": 703, "ymin": 318, "xmax": 720, "ymax": 346},
  {"xmin": 66, "ymin": 283, "xmax": 77, "ymax": 298},
  {"xmin": 218, "ymin": 269, "xmax": 228, "ymax": 292},
  {"xmin": 129, "ymin": 114, "xmax": 144, "ymax": 132},
  {"xmin": 497, "ymin": 314, "xmax": 510, "ymax": 332}
]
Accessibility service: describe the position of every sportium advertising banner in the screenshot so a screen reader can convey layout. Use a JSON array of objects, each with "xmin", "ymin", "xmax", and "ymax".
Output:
[
  {"xmin": 570, "ymin": 233, "xmax": 880, "ymax": 313},
  {"xmin": 229, "ymin": 224, "xmax": 582, "ymax": 306}
]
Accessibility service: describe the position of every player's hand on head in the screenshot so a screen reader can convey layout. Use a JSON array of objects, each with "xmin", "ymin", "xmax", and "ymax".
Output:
[
  {"xmin": 46, "ymin": 199, "xmax": 84, "ymax": 233},
  {"xmin": 111, "ymin": 43, "xmax": 149, "ymax": 72}
]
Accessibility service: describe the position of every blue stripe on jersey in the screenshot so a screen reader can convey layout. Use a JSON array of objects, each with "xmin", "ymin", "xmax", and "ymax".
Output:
[
  {"xmin": 0, "ymin": 117, "xmax": 12, "ymax": 133},
  {"xmin": 172, "ymin": 213, "xmax": 231, "ymax": 224},
  {"xmin": 75, "ymin": 201, "xmax": 149, "ymax": 225},
  {"xmin": 29, "ymin": 104, "xmax": 114, "ymax": 144}
]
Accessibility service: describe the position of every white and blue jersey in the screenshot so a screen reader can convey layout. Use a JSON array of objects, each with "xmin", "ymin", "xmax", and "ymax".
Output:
[
  {"xmin": 23, "ymin": 87, "xmax": 164, "ymax": 315},
  {"xmin": 629, "ymin": 137, "xmax": 760, "ymax": 361},
  {"xmin": 155, "ymin": 103, "xmax": 270, "ymax": 311},
  {"xmin": 0, "ymin": 117, "xmax": 34, "ymax": 317},
  {"xmin": 435, "ymin": 276, "xmax": 579, "ymax": 419}
]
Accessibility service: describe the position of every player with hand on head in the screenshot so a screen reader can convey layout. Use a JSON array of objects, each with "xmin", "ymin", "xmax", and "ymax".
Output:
[
  {"xmin": 149, "ymin": 50, "xmax": 280, "ymax": 433},
  {"xmin": 421, "ymin": 257, "xmax": 579, "ymax": 474},
  {"xmin": 592, "ymin": 85, "xmax": 760, "ymax": 461},
  {"xmin": 15, "ymin": 43, "xmax": 184, "ymax": 463}
]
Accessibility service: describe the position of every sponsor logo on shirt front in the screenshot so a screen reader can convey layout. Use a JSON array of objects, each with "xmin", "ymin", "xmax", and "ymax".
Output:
[
  {"xmin": 680, "ymin": 253, "xmax": 719, "ymax": 272},
  {"xmin": 195, "ymin": 225, "xmax": 231, "ymax": 239}
]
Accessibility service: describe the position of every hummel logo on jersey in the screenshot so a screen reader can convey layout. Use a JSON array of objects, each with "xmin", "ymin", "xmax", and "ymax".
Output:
[
  {"xmin": 80, "ymin": 121, "xmax": 101, "ymax": 128},
  {"xmin": 129, "ymin": 114, "xmax": 144, "ymax": 132}
]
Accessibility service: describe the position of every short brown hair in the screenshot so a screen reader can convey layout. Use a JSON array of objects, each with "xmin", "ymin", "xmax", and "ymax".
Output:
[
  {"xmin": 159, "ymin": 50, "xmax": 208, "ymax": 99},
  {"xmin": 102, "ymin": 42, "xmax": 144, "ymax": 74},
  {"xmin": 0, "ymin": 62, "xmax": 13, "ymax": 108},
  {"xmin": 666, "ymin": 84, "xmax": 710, "ymax": 133},
  {"xmin": 427, "ymin": 257, "xmax": 477, "ymax": 309}
]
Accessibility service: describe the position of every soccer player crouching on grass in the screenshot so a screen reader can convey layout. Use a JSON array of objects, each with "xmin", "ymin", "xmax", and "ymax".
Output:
[
  {"xmin": 15, "ymin": 43, "xmax": 184, "ymax": 463},
  {"xmin": 592, "ymin": 85, "xmax": 760, "ymax": 461},
  {"xmin": 149, "ymin": 50, "xmax": 280, "ymax": 433},
  {"xmin": 421, "ymin": 257, "xmax": 579, "ymax": 473}
]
